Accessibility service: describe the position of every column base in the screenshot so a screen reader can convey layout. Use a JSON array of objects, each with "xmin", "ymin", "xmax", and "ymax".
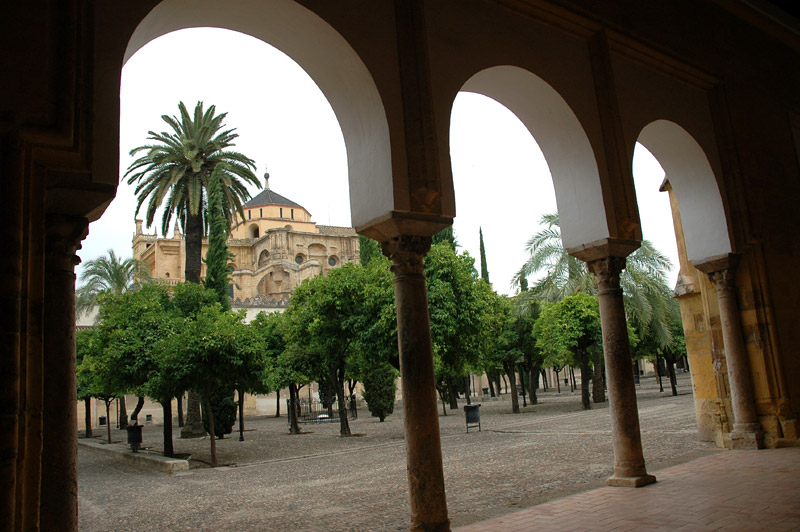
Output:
[
  {"xmin": 607, "ymin": 474, "xmax": 657, "ymax": 487},
  {"xmin": 730, "ymin": 428, "xmax": 764, "ymax": 450}
]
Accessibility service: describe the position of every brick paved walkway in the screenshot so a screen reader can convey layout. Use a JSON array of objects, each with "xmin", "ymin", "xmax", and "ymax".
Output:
[{"xmin": 455, "ymin": 447, "xmax": 800, "ymax": 532}]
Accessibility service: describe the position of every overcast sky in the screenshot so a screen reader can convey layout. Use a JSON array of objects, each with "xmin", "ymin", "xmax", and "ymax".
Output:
[{"xmin": 78, "ymin": 27, "xmax": 678, "ymax": 296}]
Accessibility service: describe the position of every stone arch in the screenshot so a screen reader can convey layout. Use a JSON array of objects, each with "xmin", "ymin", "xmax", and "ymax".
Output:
[
  {"xmin": 257, "ymin": 249, "xmax": 270, "ymax": 268},
  {"xmin": 636, "ymin": 120, "xmax": 731, "ymax": 261},
  {"xmin": 124, "ymin": 0, "xmax": 393, "ymax": 230},
  {"xmin": 308, "ymin": 243, "xmax": 326, "ymax": 257},
  {"xmin": 458, "ymin": 66, "xmax": 608, "ymax": 250}
]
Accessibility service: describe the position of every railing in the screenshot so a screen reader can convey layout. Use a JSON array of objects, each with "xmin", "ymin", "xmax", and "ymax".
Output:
[{"xmin": 287, "ymin": 397, "xmax": 358, "ymax": 424}]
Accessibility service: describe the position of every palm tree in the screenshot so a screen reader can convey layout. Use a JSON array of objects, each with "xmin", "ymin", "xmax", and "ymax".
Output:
[
  {"xmin": 124, "ymin": 101, "xmax": 261, "ymax": 283},
  {"xmin": 125, "ymin": 101, "xmax": 260, "ymax": 437},
  {"xmin": 76, "ymin": 249, "xmax": 149, "ymax": 319},
  {"xmin": 516, "ymin": 212, "xmax": 675, "ymax": 346}
]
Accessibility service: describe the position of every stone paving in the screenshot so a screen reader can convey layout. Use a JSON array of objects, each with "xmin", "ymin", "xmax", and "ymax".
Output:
[
  {"xmin": 78, "ymin": 375, "xmax": 716, "ymax": 531},
  {"xmin": 455, "ymin": 447, "xmax": 800, "ymax": 531}
]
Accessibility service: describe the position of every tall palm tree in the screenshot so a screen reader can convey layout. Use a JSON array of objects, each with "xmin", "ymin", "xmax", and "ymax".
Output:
[
  {"xmin": 76, "ymin": 249, "xmax": 149, "ymax": 319},
  {"xmin": 125, "ymin": 102, "xmax": 260, "ymax": 437},
  {"xmin": 516, "ymin": 212, "xmax": 675, "ymax": 347},
  {"xmin": 124, "ymin": 101, "xmax": 260, "ymax": 283}
]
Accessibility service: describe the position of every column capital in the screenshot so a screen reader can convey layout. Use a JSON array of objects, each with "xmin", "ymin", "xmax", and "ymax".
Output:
[
  {"xmin": 587, "ymin": 255, "xmax": 626, "ymax": 294},
  {"xmin": 381, "ymin": 235, "xmax": 432, "ymax": 276},
  {"xmin": 45, "ymin": 215, "xmax": 88, "ymax": 271},
  {"xmin": 693, "ymin": 253, "xmax": 740, "ymax": 288}
]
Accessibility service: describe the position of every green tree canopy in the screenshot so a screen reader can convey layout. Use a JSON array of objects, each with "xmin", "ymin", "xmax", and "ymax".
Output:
[
  {"xmin": 517, "ymin": 212, "xmax": 675, "ymax": 346},
  {"xmin": 533, "ymin": 292, "xmax": 603, "ymax": 409}
]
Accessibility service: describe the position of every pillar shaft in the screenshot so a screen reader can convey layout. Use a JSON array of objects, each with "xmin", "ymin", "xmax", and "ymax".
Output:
[
  {"xmin": 383, "ymin": 235, "xmax": 450, "ymax": 532},
  {"xmin": 40, "ymin": 215, "xmax": 86, "ymax": 532},
  {"xmin": 697, "ymin": 255, "xmax": 763, "ymax": 449},
  {"xmin": 0, "ymin": 134, "xmax": 24, "ymax": 532},
  {"xmin": 589, "ymin": 256, "xmax": 656, "ymax": 487}
]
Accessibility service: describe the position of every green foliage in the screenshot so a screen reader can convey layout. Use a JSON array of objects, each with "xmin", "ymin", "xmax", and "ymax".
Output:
[
  {"xmin": 358, "ymin": 235, "xmax": 383, "ymax": 268},
  {"xmin": 479, "ymin": 227, "xmax": 489, "ymax": 283},
  {"xmin": 517, "ymin": 212, "xmax": 676, "ymax": 347},
  {"xmin": 76, "ymin": 329, "xmax": 97, "ymax": 401},
  {"xmin": 76, "ymin": 250, "xmax": 149, "ymax": 318},
  {"xmin": 424, "ymin": 243, "xmax": 490, "ymax": 393},
  {"xmin": 533, "ymin": 292, "xmax": 602, "ymax": 368},
  {"xmin": 202, "ymin": 394, "xmax": 237, "ymax": 438},
  {"xmin": 362, "ymin": 363, "xmax": 398, "ymax": 422},
  {"xmin": 432, "ymin": 226, "xmax": 457, "ymax": 251},
  {"xmin": 89, "ymin": 283, "xmax": 175, "ymax": 399},
  {"xmin": 351, "ymin": 257, "xmax": 398, "ymax": 372},
  {"xmin": 204, "ymin": 166, "xmax": 232, "ymax": 311},
  {"xmin": 170, "ymin": 282, "xmax": 220, "ymax": 319},
  {"xmin": 283, "ymin": 263, "xmax": 369, "ymax": 435},
  {"xmin": 534, "ymin": 292, "xmax": 603, "ymax": 409}
]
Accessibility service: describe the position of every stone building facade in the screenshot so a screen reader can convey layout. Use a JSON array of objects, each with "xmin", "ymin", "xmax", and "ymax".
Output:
[{"xmin": 132, "ymin": 182, "xmax": 360, "ymax": 306}]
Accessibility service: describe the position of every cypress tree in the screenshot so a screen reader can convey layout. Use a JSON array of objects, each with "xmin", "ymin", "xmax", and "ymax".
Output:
[
  {"xmin": 479, "ymin": 227, "xmax": 490, "ymax": 283},
  {"xmin": 204, "ymin": 166, "xmax": 231, "ymax": 311}
]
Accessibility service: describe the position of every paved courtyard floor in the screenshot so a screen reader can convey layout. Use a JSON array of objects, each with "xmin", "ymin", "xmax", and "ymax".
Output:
[{"xmin": 79, "ymin": 375, "xmax": 727, "ymax": 531}]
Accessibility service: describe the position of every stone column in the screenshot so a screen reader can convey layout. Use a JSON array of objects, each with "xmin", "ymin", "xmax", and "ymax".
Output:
[
  {"xmin": 40, "ymin": 215, "xmax": 87, "ymax": 532},
  {"xmin": 695, "ymin": 254, "xmax": 763, "ymax": 449},
  {"xmin": 383, "ymin": 235, "xmax": 450, "ymax": 532},
  {"xmin": 588, "ymin": 256, "xmax": 656, "ymax": 487}
]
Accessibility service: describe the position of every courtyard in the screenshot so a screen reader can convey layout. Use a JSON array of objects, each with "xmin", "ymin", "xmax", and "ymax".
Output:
[{"xmin": 78, "ymin": 375, "xmax": 718, "ymax": 531}]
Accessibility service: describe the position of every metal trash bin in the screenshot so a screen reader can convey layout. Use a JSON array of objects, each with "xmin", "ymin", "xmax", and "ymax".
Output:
[
  {"xmin": 126, "ymin": 424, "xmax": 143, "ymax": 452},
  {"xmin": 464, "ymin": 404, "xmax": 481, "ymax": 433}
]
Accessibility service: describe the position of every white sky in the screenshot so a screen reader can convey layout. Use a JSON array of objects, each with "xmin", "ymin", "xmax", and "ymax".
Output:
[{"xmin": 78, "ymin": 27, "xmax": 678, "ymax": 296}]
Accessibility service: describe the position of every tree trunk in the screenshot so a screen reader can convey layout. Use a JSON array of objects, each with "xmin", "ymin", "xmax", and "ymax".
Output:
[
  {"xmin": 325, "ymin": 379, "xmax": 335, "ymax": 418},
  {"xmin": 464, "ymin": 376, "xmax": 471, "ymax": 405},
  {"xmin": 130, "ymin": 396, "xmax": 145, "ymax": 423},
  {"xmin": 555, "ymin": 368, "xmax": 561, "ymax": 393},
  {"xmin": 528, "ymin": 364, "xmax": 539, "ymax": 405},
  {"xmin": 182, "ymin": 391, "xmax": 205, "ymax": 438},
  {"xmin": 203, "ymin": 396, "xmax": 218, "ymax": 467},
  {"xmin": 162, "ymin": 401, "xmax": 174, "ymax": 458},
  {"xmin": 593, "ymin": 348, "xmax": 605, "ymax": 403},
  {"xmin": 503, "ymin": 361, "xmax": 519, "ymax": 414},
  {"xmin": 580, "ymin": 355, "xmax": 591, "ymax": 410},
  {"xmin": 176, "ymin": 394, "xmax": 184, "ymax": 427},
  {"xmin": 501, "ymin": 374, "xmax": 509, "ymax": 394},
  {"xmin": 105, "ymin": 400, "xmax": 112, "ymax": 444},
  {"xmin": 447, "ymin": 377, "xmax": 458, "ymax": 410},
  {"xmin": 275, "ymin": 389, "xmax": 281, "ymax": 417},
  {"xmin": 667, "ymin": 359, "xmax": 678, "ymax": 396},
  {"xmin": 569, "ymin": 367, "xmax": 575, "ymax": 392},
  {"xmin": 541, "ymin": 369, "xmax": 548, "ymax": 391},
  {"xmin": 655, "ymin": 354, "xmax": 664, "ymax": 392},
  {"xmin": 184, "ymin": 211, "xmax": 203, "ymax": 284},
  {"xmin": 487, "ymin": 373, "xmax": 496, "ymax": 397},
  {"xmin": 518, "ymin": 364, "xmax": 527, "ymax": 407},
  {"xmin": 238, "ymin": 389, "xmax": 245, "ymax": 441},
  {"xmin": 118, "ymin": 396, "xmax": 127, "ymax": 428},
  {"xmin": 333, "ymin": 366, "xmax": 351, "ymax": 436},
  {"xmin": 288, "ymin": 384, "xmax": 300, "ymax": 435},
  {"xmin": 84, "ymin": 398, "xmax": 92, "ymax": 438}
]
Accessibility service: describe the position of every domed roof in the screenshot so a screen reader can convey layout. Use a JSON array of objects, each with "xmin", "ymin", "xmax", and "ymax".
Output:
[{"xmin": 243, "ymin": 188, "xmax": 302, "ymax": 209}]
